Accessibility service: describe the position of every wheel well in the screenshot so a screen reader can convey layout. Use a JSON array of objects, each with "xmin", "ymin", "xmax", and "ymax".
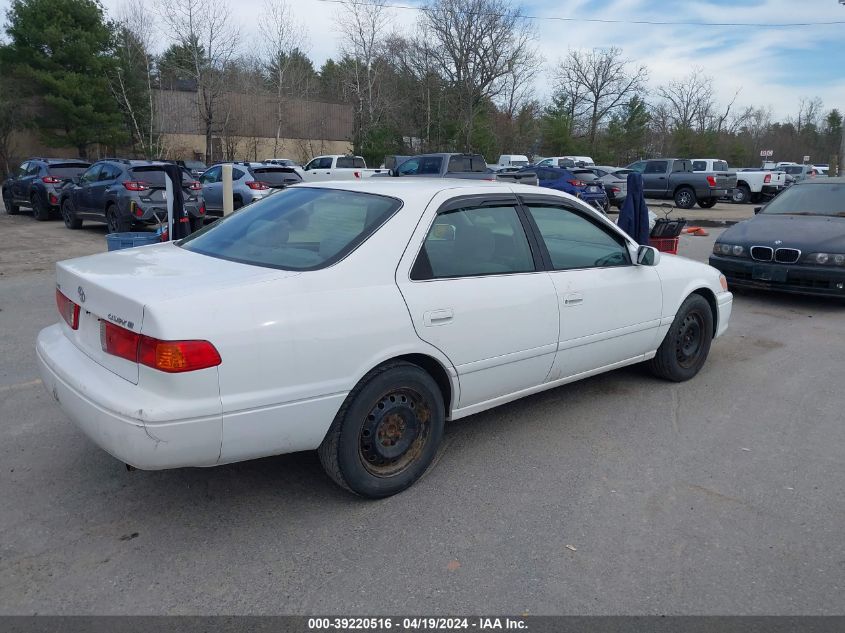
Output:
[
  {"xmin": 673, "ymin": 184, "xmax": 694, "ymax": 196},
  {"xmin": 692, "ymin": 288, "xmax": 718, "ymax": 336},
  {"xmin": 736, "ymin": 180, "xmax": 749, "ymax": 188},
  {"xmin": 392, "ymin": 353, "xmax": 454, "ymax": 416}
]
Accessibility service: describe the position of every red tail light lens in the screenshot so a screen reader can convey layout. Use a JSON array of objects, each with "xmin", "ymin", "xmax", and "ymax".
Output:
[
  {"xmin": 56, "ymin": 289, "xmax": 80, "ymax": 330},
  {"xmin": 706, "ymin": 175, "xmax": 717, "ymax": 187},
  {"xmin": 568, "ymin": 179, "xmax": 586, "ymax": 187},
  {"xmin": 188, "ymin": 180, "xmax": 202, "ymax": 191},
  {"xmin": 49, "ymin": 194, "xmax": 58, "ymax": 204},
  {"xmin": 611, "ymin": 187, "xmax": 621, "ymax": 193},
  {"xmin": 764, "ymin": 173, "xmax": 772, "ymax": 184},
  {"xmin": 99, "ymin": 321, "xmax": 221, "ymax": 372},
  {"xmin": 353, "ymin": 171, "xmax": 361, "ymax": 179},
  {"xmin": 42, "ymin": 176, "xmax": 62, "ymax": 184},
  {"xmin": 123, "ymin": 181, "xmax": 149, "ymax": 192},
  {"xmin": 246, "ymin": 181, "xmax": 269, "ymax": 190},
  {"xmin": 199, "ymin": 203, "xmax": 205, "ymax": 215}
]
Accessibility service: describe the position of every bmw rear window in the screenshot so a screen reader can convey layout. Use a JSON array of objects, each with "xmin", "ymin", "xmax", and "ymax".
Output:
[{"xmin": 179, "ymin": 187, "xmax": 402, "ymax": 270}]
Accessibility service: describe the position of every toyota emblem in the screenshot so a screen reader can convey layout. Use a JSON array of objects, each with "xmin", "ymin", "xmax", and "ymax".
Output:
[{"xmin": 77, "ymin": 286, "xmax": 86, "ymax": 303}]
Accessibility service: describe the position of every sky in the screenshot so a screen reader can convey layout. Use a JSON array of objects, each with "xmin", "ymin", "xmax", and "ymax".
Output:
[{"xmin": 3, "ymin": 0, "xmax": 845, "ymax": 120}]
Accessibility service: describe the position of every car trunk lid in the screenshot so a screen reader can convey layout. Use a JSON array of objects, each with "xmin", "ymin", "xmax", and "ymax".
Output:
[{"xmin": 55, "ymin": 243, "xmax": 297, "ymax": 384}]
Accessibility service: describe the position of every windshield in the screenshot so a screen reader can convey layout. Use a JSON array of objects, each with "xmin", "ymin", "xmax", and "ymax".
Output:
[
  {"xmin": 762, "ymin": 183, "xmax": 845, "ymax": 217},
  {"xmin": 180, "ymin": 187, "xmax": 402, "ymax": 270},
  {"xmin": 510, "ymin": 160, "xmax": 529, "ymax": 167}
]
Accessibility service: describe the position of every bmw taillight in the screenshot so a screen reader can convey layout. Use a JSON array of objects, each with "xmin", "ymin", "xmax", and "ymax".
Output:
[
  {"xmin": 56, "ymin": 289, "xmax": 80, "ymax": 330},
  {"xmin": 706, "ymin": 175, "xmax": 718, "ymax": 187},
  {"xmin": 42, "ymin": 176, "xmax": 62, "ymax": 184},
  {"xmin": 123, "ymin": 181, "xmax": 149, "ymax": 192},
  {"xmin": 764, "ymin": 173, "xmax": 772, "ymax": 184},
  {"xmin": 99, "ymin": 321, "xmax": 221, "ymax": 373},
  {"xmin": 246, "ymin": 181, "xmax": 269, "ymax": 190}
]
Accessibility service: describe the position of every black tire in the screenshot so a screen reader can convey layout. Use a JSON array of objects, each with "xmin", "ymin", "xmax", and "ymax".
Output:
[
  {"xmin": 673, "ymin": 187, "xmax": 695, "ymax": 209},
  {"xmin": 31, "ymin": 192, "xmax": 50, "ymax": 221},
  {"xmin": 318, "ymin": 361, "xmax": 445, "ymax": 498},
  {"xmin": 3, "ymin": 189, "xmax": 20, "ymax": 215},
  {"xmin": 189, "ymin": 215, "xmax": 205, "ymax": 232},
  {"xmin": 649, "ymin": 294, "xmax": 714, "ymax": 382},
  {"xmin": 731, "ymin": 185, "xmax": 751, "ymax": 204},
  {"xmin": 106, "ymin": 204, "xmax": 131, "ymax": 233},
  {"xmin": 697, "ymin": 198, "xmax": 717, "ymax": 209},
  {"xmin": 61, "ymin": 198, "xmax": 82, "ymax": 229},
  {"xmin": 749, "ymin": 193, "xmax": 762, "ymax": 204},
  {"xmin": 233, "ymin": 196, "xmax": 243, "ymax": 210}
]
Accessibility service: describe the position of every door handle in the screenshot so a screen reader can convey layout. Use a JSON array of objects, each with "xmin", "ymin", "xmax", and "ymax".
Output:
[
  {"xmin": 563, "ymin": 293, "xmax": 583, "ymax": 306},
  {"xmin": 424, "ymin": 309, "xmax": 453, "ymax": 326}
]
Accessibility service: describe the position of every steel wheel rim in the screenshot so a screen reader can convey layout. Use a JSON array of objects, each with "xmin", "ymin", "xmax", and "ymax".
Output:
[
  {"xmin": 358, "ymin": 388, "xmax": 431, "ymax": 477},
  {"xmin": 675, "ymin": 311, "xmax": 705, "ymax": 368}
]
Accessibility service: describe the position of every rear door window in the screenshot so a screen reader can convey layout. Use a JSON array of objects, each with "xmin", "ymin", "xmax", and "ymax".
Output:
[
  {"xmin": 99, "ymin": 164, "xmax": 123, "ymax": 181},
  {"xmin": 336, "ymin": 156, "xmax": 355, "ymax": 168},
  {"xmin": 80, "ymin": 164, "xmax": 102, "ymax": 183},
  {"xmin": 27, "ymin": 163, "xmax": 42, "ymax": 176},
  {"xmin": 692, "ymin": 161, "xmax": 707, "ymax": 171},
  {"xmin": 644, "ymin": 161, "xmax": 668, "ymax": 174},
  {"xmin": 17, "ymin": 162, "xmax": 29, "ymax": 177},
  {"xmin": 200, "ymin": 166, "xmax": 221, "ymax": 183},
  {"xmin": 411, "ymin": 205, "xmax": 535, "ymax": 280}
]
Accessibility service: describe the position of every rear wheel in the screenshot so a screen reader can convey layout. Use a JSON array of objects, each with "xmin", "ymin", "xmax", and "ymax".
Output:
[
  {"xmin": 697, "ymin": 198, "xmax": 717, "ymax": 209},
  {"xmin": 106, "ymin": 204, "xmax": 131, "ymax": 233},
  {"xmin": 189, "ymin": 215, "xmax": 205, "ymax": 232},
  {"xmin": 649, "ymin": 294, "xmax": 714, "ymax": 382},
  {"xmin": 31, "ymin": 192, "xmax": 50, "ymax": 221},
  {"xmin": 318, "ymin": 361, "xmax": 445, "ymax": 498},
  {"xmin": 3, "ymin": 189, "xmax": 20, "ymax": 215},
  {"xmin": 731, "ymin": 185, "xmax": 750, "ymax": 204},
  {"xmin": 673, "ymin": 187, "xmax": 695, "ymax": 209},
  {"xmin": 61, "ymin": 198, "xmax": 82, "ymax": 229}
]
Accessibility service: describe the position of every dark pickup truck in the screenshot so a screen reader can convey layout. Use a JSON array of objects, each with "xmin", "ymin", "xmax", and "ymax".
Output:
[
  {"xmin": 388, "ymin": 153, "xmax": 538, "ymax": 185},
  {"xmin": 625, "ymin": 158, "xmax": 736, "ymax": 209}
]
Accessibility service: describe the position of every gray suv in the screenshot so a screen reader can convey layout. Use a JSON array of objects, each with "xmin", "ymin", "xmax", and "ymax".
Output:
[
  {"xmin": 2, "ymin": 158, "xmax": 90, "ymax": 220},
  {"xmin": 199, "ymin": 162, "xmax": 302, "ymax": 217},
  {"xmin": 59, "ymin": 159, "xmax": 205, "ymax": 232}
]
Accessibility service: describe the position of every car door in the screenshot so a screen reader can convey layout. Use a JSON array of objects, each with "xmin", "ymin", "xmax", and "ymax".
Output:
[
  {"xmin": 11, "ymin": 162, "xmax": 30, "ymax": 201},
  {"xmin": 642, "ymin": 160, "xmax": 669, "ymax": 197},
  {"xmin": 395, "ymin": 192, "xmax": 559, "ymax": 410},
  {"xmin": 87, "ymin": 163, "xmax": 122, "ymax": 217},
  {"xmin": 305, "ymin": 157, "xmax": 333, "ymax": 181},
  {"xmin": 519, "ymin": 195, "xmax": 662, "ymax": 380},
  {"xmin": 200, "ymin": 166, "xmax": 222, "ymax": 211},
  {"xmin": 73, "ymin": 163, "xmax": 102, "ymax": 212}
]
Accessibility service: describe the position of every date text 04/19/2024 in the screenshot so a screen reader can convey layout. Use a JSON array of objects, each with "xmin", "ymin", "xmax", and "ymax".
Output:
[{"xmin": 307, "ymin": 617, "xmax": 528, "ymax": 630}]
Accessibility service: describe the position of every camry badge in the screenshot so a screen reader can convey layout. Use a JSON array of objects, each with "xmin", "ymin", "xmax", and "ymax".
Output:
[{"xmin": 77, "ymin": 286, "xmax": 86, "ymax": 303}]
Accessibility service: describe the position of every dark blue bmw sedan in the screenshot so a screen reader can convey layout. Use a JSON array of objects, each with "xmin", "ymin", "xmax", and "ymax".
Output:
[{"xmin": 709, "ymin": 178, "xmax": 845, "ymax": 297}]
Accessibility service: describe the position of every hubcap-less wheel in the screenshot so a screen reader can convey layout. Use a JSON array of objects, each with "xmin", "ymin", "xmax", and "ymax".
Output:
[
  {"xmin": 106, "ymin": 207, "xmax": 120, "ymax": 233},
  {"xmin": 359, "ymin": 388, "xmax": 430, "ymax": 477},
  {"xmin": 676, "ymin": 312, "xmax": 704, "ymax": 369}
]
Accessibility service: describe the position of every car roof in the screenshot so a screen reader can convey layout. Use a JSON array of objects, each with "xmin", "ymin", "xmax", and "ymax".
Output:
[
  {"xmin": 299, "ymin": 178, "xmax": 550, "ymax": 199},
  {"xmin": 27, "ymin": 158, "xmax": 90, "ymax": 165},
  {"xmin": 796, "ymin": 177, "xmax": 845, "ymax": 185}
]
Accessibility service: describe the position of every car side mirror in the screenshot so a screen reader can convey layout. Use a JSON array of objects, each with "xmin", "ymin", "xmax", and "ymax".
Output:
[
  {"xmin": 636, "ymin": 245, "xmax": 660, "ymax": 266},
  {"xmin": 754, "ymin": 206, "xmax": 762, "ymax": 215}
]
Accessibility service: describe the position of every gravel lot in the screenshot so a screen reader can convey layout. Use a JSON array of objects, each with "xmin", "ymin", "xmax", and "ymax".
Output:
[{"xmin": 1, "ymin": 202, "xmax": 843, "ymax": 615}]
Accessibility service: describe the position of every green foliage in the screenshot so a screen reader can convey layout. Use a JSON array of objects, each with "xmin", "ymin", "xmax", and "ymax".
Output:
[
  {"xmin": 157, "ymin": 37, "xmax": 206, "ymax": 89},
  {"xmin": 1, "ymin": 0, "xmax": 126, "ymax": 156},
  {"xmin": 540, "ymin": 90, "xmax": 574, "ymax": 155}
]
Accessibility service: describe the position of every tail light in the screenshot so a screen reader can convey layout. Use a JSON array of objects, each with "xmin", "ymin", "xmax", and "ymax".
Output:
[
  {"xmin": 123, "ymin": 181, "xmax": 149, "ymax": 192},
  {"xmin": 611, "ymin": 187, "xmax": 621, "ymax": 193},
  {"xmin": 246, "ymin": 181, "xmax": 269, "ymax": 190},
  {"xmin": 56, "ymin": 289, "xmax": 80, "ymax": 330},
  {"xmin": 353, "ymin": 171, "xmax": 361, "ymax": 179},
  {"xmin": 42, "ymin": 176, "xmax": 62, "ymax": 184},
  {"xmin": 706, "ymin": 175, "xmax": 717, "ymax": 187},
  {"xmin": 764, "ymin": 173, "xmax": 771, "ymax": 183},
  {"xmin": 134, "ymin": 205, "xmax": 144, "ymax": 217},
  {"xmin": 49, "ymin": 194, "xmax": 58, "ymax": 204},
  {"xmin": 188, "ymin": 180, "xmax": 202, "ymax": 191},
  {"xmin": 568, "ymin": 179, "xmax": 586, "ymax": 187},
  {"xmin": 199, "ymin": 203, "xmax": 205, "ymax": 215},
  {"xmin": 99, "ymin": 321, "xmax": 221, "ymax": 373}
]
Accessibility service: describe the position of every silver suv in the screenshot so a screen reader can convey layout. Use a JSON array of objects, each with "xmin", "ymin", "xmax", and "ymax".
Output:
[{"xmin": 199, "ymin": 162, "xmax": 302, "ymax": 217}]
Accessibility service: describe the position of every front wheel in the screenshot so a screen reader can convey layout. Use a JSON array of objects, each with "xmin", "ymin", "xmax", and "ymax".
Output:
[
  {"xmin": 318, "ymin": 361, "xmax": 445, "ymax": 498},
  {"xmin": 649, "ymin": 294, "xmax": 714, "ymax": 382},
  {"xmin": 673, "ymin": 187, "xmax": 695, "ymax": 209},
  {"xmin": 697, "ymin": 198, "xmax": 717, "ymax": 209},
  {"xmin": 3, "ymin": 189, "xmax": 20, "ymax": 215}
]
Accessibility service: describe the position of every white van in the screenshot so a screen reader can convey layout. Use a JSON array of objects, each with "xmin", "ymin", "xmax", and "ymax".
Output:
[
  {"xmin": 535, "ymin": 155, "xmax": 595, "ymax": 168},
  {"xmin": 497, "ymin": 154, "xmax": 530, "ymax": 169}
]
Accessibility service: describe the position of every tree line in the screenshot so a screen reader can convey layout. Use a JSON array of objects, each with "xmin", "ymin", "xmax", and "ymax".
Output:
[{"xmin": 0, "ymin": 0, "xmax": 841, "ymax": 172}]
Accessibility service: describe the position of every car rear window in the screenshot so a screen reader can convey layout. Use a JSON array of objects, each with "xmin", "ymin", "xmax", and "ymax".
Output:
[
  {"xmin": 180, "ymin": 187, "xmax": 402, "ymax": 270},
  {"xmin": 761, "ymin": 183, "xmax": 845, "ymax": 217},
  {"xmin": 714, "ymin": 161, "xmax": 728, "ymax": 171},
  {"xmin": 251, "ymin": 168, "xmax": 302, "ymax": 186},
  {"xmin": 130, "ymin": 168, "xmax": 194, "ymax": 186},
  {"xmin": 183, "ymin": 161, "xmax": 206, "ymax": 170},
  {"xmin": 48, "ymin": 165, "xmax": 89, "ymax": 178},
  {"xmin": 335, "ymin": 156, "xmax": 366, "ymax": 169}
]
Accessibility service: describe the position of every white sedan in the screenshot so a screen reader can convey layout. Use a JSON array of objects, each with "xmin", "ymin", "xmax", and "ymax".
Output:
[{"xmin": 37, "ymin": 180, "xmax": 732, "ymax": 497}]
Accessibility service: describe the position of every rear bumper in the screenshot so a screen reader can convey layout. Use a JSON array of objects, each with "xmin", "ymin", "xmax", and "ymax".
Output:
[
  {"xmin": 36, "ymin": 324, "xmax": 223, "ymax": 469},
  {"xmin": 709, "ymin": 255, "xmax": 845, "ymax": 298},
  {"xmin": 706, "ymin": 189, "xmax": 729, "ymax": 198}
]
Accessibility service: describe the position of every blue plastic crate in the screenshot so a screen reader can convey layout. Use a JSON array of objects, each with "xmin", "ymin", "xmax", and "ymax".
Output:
[{"xmin": 105, "ymin": 232, "xmax": 161, "ymax": 251}]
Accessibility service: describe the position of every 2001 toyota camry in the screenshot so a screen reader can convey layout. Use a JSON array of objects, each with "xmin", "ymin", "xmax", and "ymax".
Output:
[{"xmin": 37, "ymin": 180, "xmax": 732, "ymax": 497}]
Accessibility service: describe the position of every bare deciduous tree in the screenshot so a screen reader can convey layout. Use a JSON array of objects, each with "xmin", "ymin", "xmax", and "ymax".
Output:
[
  {"xmin": 554, "ymin": 47, "xmax": 647, "ymax": 148},
  {"xmin": 793, "ymin": 96, "xmax": 824, "ymax": 135},
  {"xmin": 657, "ymin": 68, "xmax": 714, "ymax": 132},
  {"xmin": 262, "ymin": 0, "xmax": 309, "ymax": 156},
  {"xmin": 421, "ymin": 0, "xmax": 537, "ymax": 151},
  {"xmin": 157, "ymin": 0, "xmax": 239, "ymax": 163}
]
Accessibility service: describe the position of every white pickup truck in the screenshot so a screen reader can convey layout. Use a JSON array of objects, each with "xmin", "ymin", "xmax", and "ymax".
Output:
[
  {"xmin": 691, "ymin": 158, "xmax": 786, "ymax": 204},
  {"xmin": 297, "ymin": 155, "xmax": 388, "ymax": 181}
]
